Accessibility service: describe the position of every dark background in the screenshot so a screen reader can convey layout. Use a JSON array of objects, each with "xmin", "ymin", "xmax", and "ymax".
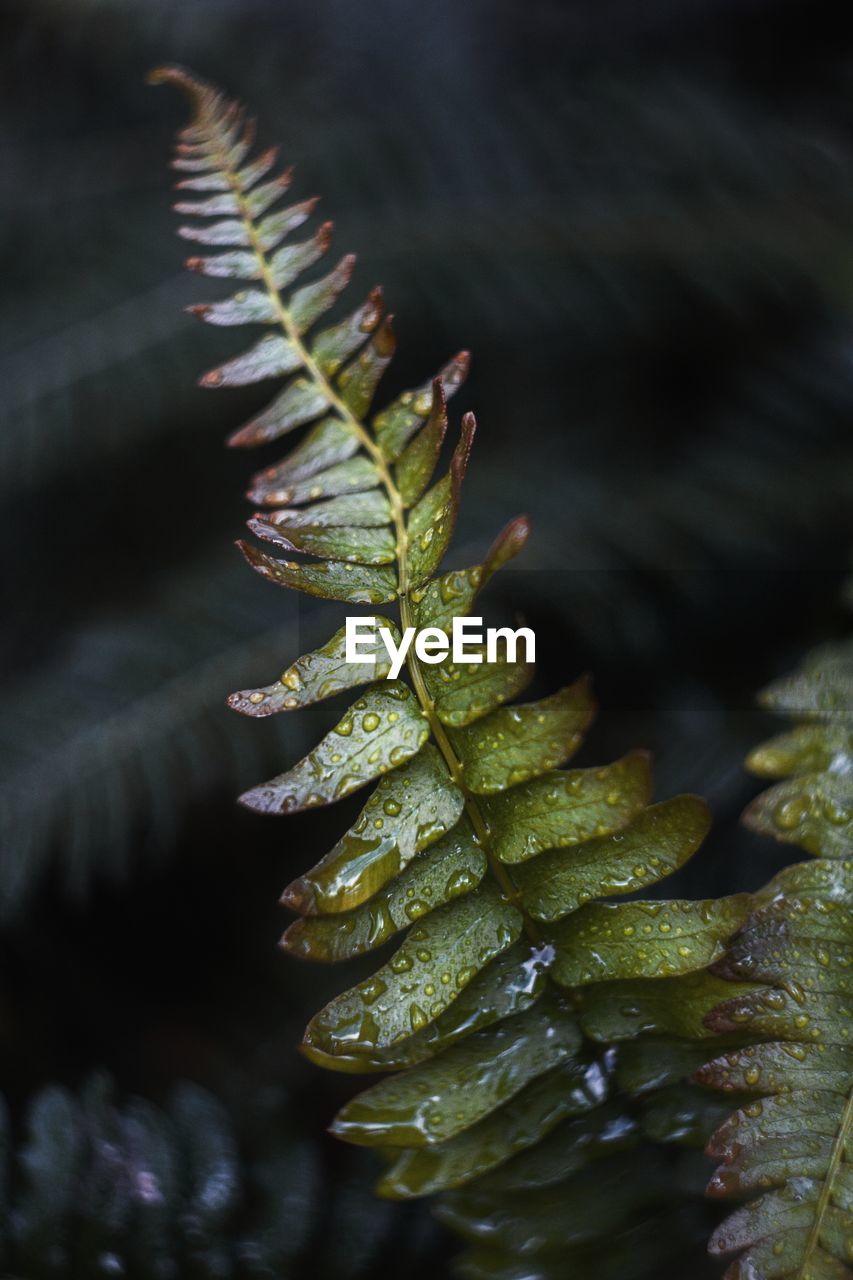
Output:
[{"xmin": 1, "ymin": 0, "xmax": 852, "ymax": 1274}]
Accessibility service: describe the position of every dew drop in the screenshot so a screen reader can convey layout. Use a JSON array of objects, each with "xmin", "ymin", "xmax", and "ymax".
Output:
[{"xmin": 409, "ymin": 1004, "xmax": 427, "ymax": 1031}]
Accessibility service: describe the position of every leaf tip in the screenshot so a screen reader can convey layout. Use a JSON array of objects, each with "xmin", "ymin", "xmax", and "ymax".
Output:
[
  {"xmin": 235, "ymin": 538, "xmax": 262, "ymax": 571},
  {"xmin": 278, "ymin": 922, "xmax": 310, "ymax": 959},
  {"xmin": 226, "ymin": 423, "xmax": 254, "ymax": 448},
  {"xmin": 146, "ymin": 64, "xmax": 202, "ymax": 94},
  {"xmin": 280, "ymin": 879, "xmax": 315, "ymax": 915}
]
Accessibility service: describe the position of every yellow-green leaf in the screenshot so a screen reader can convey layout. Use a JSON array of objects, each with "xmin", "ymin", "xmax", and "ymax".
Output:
[
  {"xmin": 423, "ymin": 646, "xmax": 534, "ymax": 728},
  {"xmin": 549, "ymin": 895, "xmax": 752, "ymax": 987},
  {"xmin": 454, "ymin": 681, "xmax": 596, "ymax": 796},
  {"xmin": 302, "ymin": 880, "xmax": 522, "ymax": 1056},
  {"xmin": 512, "ymin": 795, "xmax": 708, "ymax": 919},
  {"xmin": 281, "ymin": 747, "xmax": 465, "ymax": 913},
  {"xmin": 281, "ymin": 825, "xmax": 485, "ymax": 961},
  {"xmin": 329, "ymin": 996, "xmax": 580, "ymax": 1147},
  {"xmin": 299, "ymin": 943, "xmax": 551, "ymax": 1075}
]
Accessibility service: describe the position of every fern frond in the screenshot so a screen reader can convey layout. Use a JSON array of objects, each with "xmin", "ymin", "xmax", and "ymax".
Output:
[
  {"xmin": 150, "ymin": 64, "xmax": 740, "ymax": 1233},
  {"xmin": 0, "ymin": 1072, "xmax": 428, "ymax": 1279},
  {"xmin": 0, "ymin": 556, "xmax": 314, "ymax": 916},
  {"xmin": 693, "ymin": 637, "xmax": 853, "ymax": 1280}
]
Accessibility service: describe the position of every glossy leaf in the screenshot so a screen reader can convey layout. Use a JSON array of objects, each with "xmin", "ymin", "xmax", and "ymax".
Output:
[
  {"xmin": 758, "ymin": 638, "xmax": 853, "ymax": 722},
  {"xmin": 436, "ymin": 1152, "xmax": 674, "ymax": 1260},
  {"xmin": 377, "ymin": 1056, "xmax": 608, "ymax": 1199},
  {"xmin": 245, "ymin": 418, "xmax": 358, "ymax": 492},
  {"xmin": 304, "ymin": 881, "xmax": 522, "ymax": 1057},
  {"xmin": 238, "ymin": 541, "xmax": 397, "ymax": 604},
  {"xmin": 373, "ymin": 352, "xmax": 470, "ymax": 461},
  {"xmin": 513, "ymin": 795, "xmax": 709, "ymax": 920},
  {"xmin": 424, "ymin": 646, "xmax": 534, "ymax": 728},
  {"xmin": 228, "ymin": 378, "xmax": 329, "ymax": 447},
  {"xmin": 269, "ymin": 222, "xmax": 333, "ymax": 290},
  {"xmin": 238, "ymin": 682, "xmax": 427, "ymax": 814},
  {"xmin": 248, "ymin": 491, "xmax": 391, "ymax": 528},
  {"xmin": 454, "ymin": 681, "xmax": 596, "ymax": 796},
  {"xmin": 747, "ymin": 724, "xmax": 853, "ymax": 780},
  {"xmin": 695, "ymin": 1042, "xmax": 853, "ymax": 1097},
  {"xmin": 248, "ymin": 515, "xmax": 395, "ymax": 565},
  {"xmin": 410, "ymin": 515, "xmax": 531, "ymax": 634},
  {"xmin": 188, "ymin": 287, "xmax": 277, "ymax": 328},
  {"xmin": 312, "ymin": 290, "xmax": 385, "ymax": 376},
  {"xmin": 233, "ymin": 147, "xmax": 281, "ymax": 191},
  {"xmin": 395, "ymin": 380, "xmax": 447, "ymax": 507},
  {"xmin": 576, "ymin": 971, "xmax": 757, "ymax": 1042},
  {"xmin": 463, "ymin": 1095, "xmax": 633, "ymax": 1195},
  {"xmin": 199, "ymin": 333, "xmax": 300, "ymax": 387},
  {"xmin": 178, "ymin": 216, "xmax": 250, "ymax": 246},
  {"xmin": 283, "ymin": 253, "xmax": 355, "ymax": 332},
  {"xmin": 243, "ymin": 169, "xmax": 295, "ymax": 217},
  {"xmin": 617, "ymin": 1035, "xmax": 747, "ymax": 1097},
  {"xmin": 406, "ymin": 414, "xmax": 475, "ymax": 588},
  {"xmin": 488, "ymin": 750, "xmax": 653, "ymax": 865},
  {"xmin": 281, "ymin": 824, "xmax": 485, "ymax": 962},
  {"xmin": 300, "ymin": 943, "xmax": 552, "ymax": 1075},
  {"xmin": 707, "ymin": 1186, "xmax": 852, "ymax": 1279},
  {"xmin": 281, "ymin": 747, "xmax": 465, "ymax": 914},
  {"xmin": 743, "ymin": 772, "xmax": 853, "ymax": 858},
  {"xmin": 248, "ymin": 456, "xmax": 380, "ymax": 507},
  {"xmin": 185, "ymin": 248, "xmax": 258, "ymax": 277},
  {"xmin": 255, "ymin": 197, "xmax": 321, "ymax": 251},
  {"xmin": 639, "ymin": 1082, "xmax": 733, "ymax": 1148},
  {"xmin": 174, "ymin": 190, "xmax": 241, "ymax": 216},
  {"xmin": 550, "ymin": 895, "xmax": 752, "ymax": 987},
  {"xmin": 329, "ymin": 996, "xmax": 581, "ymax": 1147},
  {"xmin": 744, "ymin": 639, "xmax": 853, "ymax": 861},
  {"xmin": 227, "ymin": 618, "xmax": 399, "ymax": 717},
  {"xmin": 337, "ymin": 317, "xmax": 397, "ymax": 417}
]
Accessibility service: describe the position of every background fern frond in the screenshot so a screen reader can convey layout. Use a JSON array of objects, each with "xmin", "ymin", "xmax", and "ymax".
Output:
[
  {"xmin": 694, "ymin": 635, "xmax": 853, "ymax": 1279},
  {"xmin": 0, "ymin": 556, "xmax": 314, "ymax": 917},
  {"xmin": 0, "ymin": 1071, "xmax": 441, "ymax": 1280}
]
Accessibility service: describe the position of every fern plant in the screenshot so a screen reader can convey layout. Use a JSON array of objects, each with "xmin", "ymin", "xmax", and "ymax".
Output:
[
  {"xmin": 0, "ymin": 1072, "xmax": 425, "ymax": 1279},
  {"xmin": 149, "ymin": 66, "xmax": 767, "ymax": 1253},
  {"xmin": 692, "ymin": 635, "xmax": 853, "ymax": 1280}
]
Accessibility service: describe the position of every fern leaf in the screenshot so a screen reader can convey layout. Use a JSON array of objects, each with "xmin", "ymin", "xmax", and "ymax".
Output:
[
  {"xmin": 151, "ymin": 65, "xmax": 732, "ymax": 1228},
  {"xmin": 0, "ymin": 1073, "xmax": 427, "ymax": 1279},
  {"xmin": 743, "ymin": 637, "xmax": 853, "ymax": 858},
  {"xmin": 694, "ymin": 637, "xmax": 853, "ymax": 1280},
  {"xmin": 0, "ymin": 555, "xmax": 317, "ymax": 916},
  {"xmin": 436, "ymin": 1143, "xmax": 717, "ymax": 1280}
]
